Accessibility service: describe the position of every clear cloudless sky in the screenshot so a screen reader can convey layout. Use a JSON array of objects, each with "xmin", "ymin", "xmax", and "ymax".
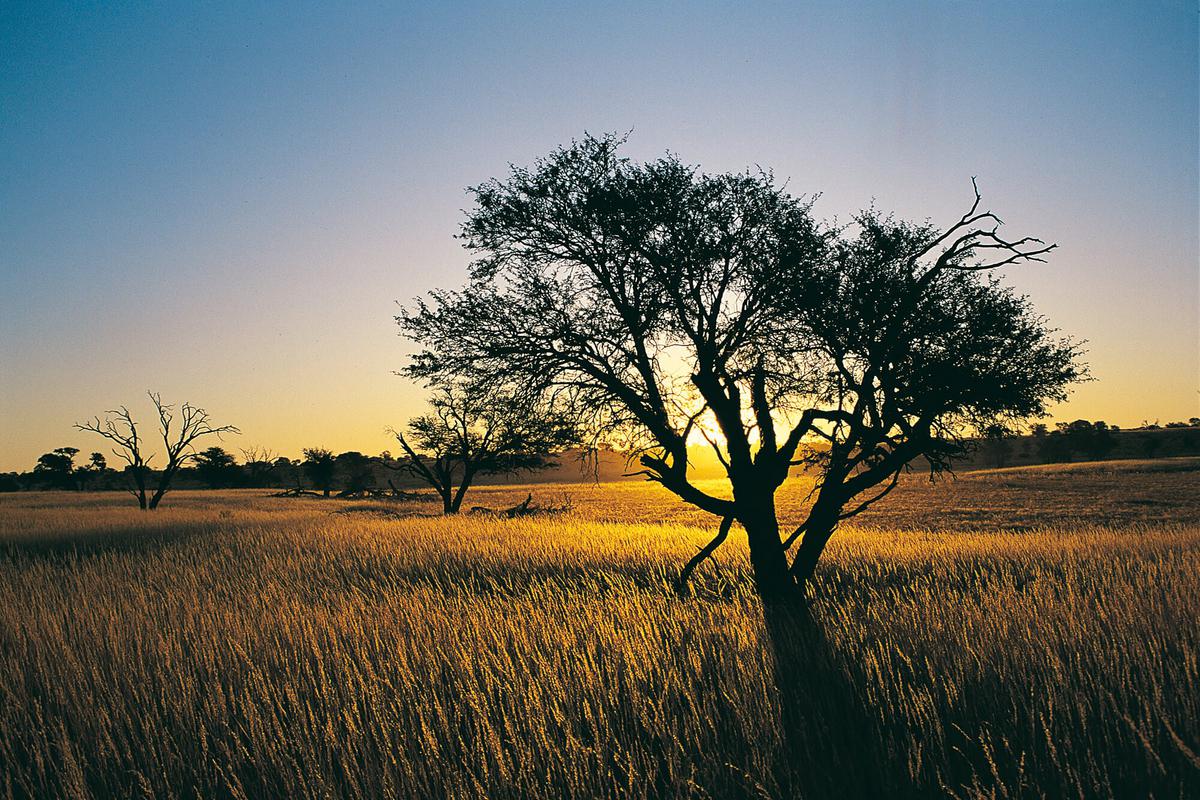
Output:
[{"xmin": 1, "ymin": 1, "xmax": 1197, "ymax": 470}]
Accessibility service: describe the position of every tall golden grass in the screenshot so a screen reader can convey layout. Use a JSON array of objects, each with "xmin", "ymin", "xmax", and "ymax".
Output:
[{"xmin": 0, "ymin": 462, "xmax": 1197, "ymax": 798}]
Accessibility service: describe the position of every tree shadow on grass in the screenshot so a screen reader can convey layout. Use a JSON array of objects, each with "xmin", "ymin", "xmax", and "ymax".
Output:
[
  {"xmin": 0, "ymin": 524, "xmax": 210, "ymax": 562},
  {"xmin": 763, "ymin": 603, "xmax": 920, "ymax": 799}
]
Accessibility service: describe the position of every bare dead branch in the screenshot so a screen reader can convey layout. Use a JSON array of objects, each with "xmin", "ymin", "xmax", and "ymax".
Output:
[{"xmin": 674, "ymin": 515, "xmax": 733, "ymax": 596}]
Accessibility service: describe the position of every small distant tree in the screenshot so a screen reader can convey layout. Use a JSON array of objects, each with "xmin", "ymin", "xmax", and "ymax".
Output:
[
  {"xmin": 1057, "ymin": 419, "xmax": 1115, "ymax": 461},
  {"xmin": 75, "ymin": 452, "xmax": 109, "ymax": 490},
  {"xmin": 1029, "ymin": 423, "xmax": 1048, "ymax": 438},
  {"xmin": 1037, "ymin": 430, "xmax": 1073, "ymax": 463},
  {"xmin": 272, "ymin": 456, "xmax": 299, "ymax": 489},
  {"xmin": 979, "ymin": 424, "xmax": 1014, "ymax": 468},
  {"xmin": 33, "ymin": 447, "xmax": 79, "ymax": 489},
  {"xmin": 194, "ymin": 446, "xmax": 239, "ymax": 488},
  {"xmin": 240, "ymin": 447, "xmax": 277, "ymax": 487},
  {"xmin": 335, "ymin": 451, "xmax": 375, "ymax": 493},
  {"xmin": 391, "ymin": 383, "xmax": 577, "ymax": 514},
  {"xmin": 1088, "ymin": 421, "xmax": 1116, "ymax": 460},
  {"xmin": 302, "ymin": 448, "xmax": 336, "ymax": 496},
  {"xmin": 76, "ymin": 392, "xmax": 239, "ymax": 509},
  {"xmin": 1140, "ymin": 434, "xmax": 1162, "ymax": 459}
]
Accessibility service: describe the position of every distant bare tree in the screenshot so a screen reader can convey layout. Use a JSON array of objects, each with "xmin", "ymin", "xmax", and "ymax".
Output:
[
  {"xmin": 77, "ymin": 392, "xmax": 239, "ymax": 509},
  {"xmin": 240, "ymin": 446, "xmax": 278, "ymax": 487},
  {"xmin": 390, "ymin": 383, "xmax": 576, "ymax": 514}
]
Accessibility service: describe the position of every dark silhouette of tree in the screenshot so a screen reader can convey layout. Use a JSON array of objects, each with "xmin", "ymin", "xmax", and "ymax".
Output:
[
  {"xmin": 75, "ymin": 452, "xmax": 108, "ymax": 490},
  {"xmin": 1088, "ymin": 421, "xmax": 1117, "ymax": 460},
  {"xmin": 980, "ymin": 424, "xmax": 1014, "ymax": 468},
  {"xmin": 240, "ymin": 446, "xmax": 277, "ymax": 487},
  {"xmin": 77, "ymin": 392, "xmax": 239, "ymax": 509},
  {"xmin": 390, "ymin": 382, "xmax": 576, "ymax": 514},
  {"xmin": 335, "ymin": 451, "xmax": 375, "ymax": 494},
  {"xmin": 1037, "ymin": 430, "xmax": 1074, "ymax": 463},
  {"xmin": 194, "ymin": 446, "xmax": 239, "ymax": 488},
  {"xmin": 301, "ymin": 448, "xmax": 336, "ymax": 496},
  {"xmin": 272, "ymin": 456, "xmax": 299, "ymax": 490},
  {"xmin": 33, "ymin": 447, "xmax": 78, "ymax": 489},
  {"xmin": 1140, "ymin": 434, "xmax": 1162, "ymax": 459},
  {"xmin": 1056, "ymin": 419, "xmax": 1115, "ymax": 461},
  {"xmin": 399, "ymin": 134, "xmax": 1085, "ymax": 601}
]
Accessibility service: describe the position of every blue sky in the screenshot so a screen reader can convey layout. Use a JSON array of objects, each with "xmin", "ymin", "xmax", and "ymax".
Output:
[{"xmin": 1, "ymin": 1, "xmax": 1196, "ymax": 469}]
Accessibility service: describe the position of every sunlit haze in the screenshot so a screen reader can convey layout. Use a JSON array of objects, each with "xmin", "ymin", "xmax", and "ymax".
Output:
[{"xmin": 2, "ymin": 1, "xmax": 1196, "ymax": 470}]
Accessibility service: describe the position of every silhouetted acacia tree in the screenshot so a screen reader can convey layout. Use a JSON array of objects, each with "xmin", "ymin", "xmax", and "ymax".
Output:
[
  {"xmin": 980, "ymin": 424, "xmax": 1014, "ymax": 468},
  {"xmin": 1037, "ymin": 430, "xmax": 1074, "ymax": 463},
  {"xmin": 33, "ymin": 447, "xmax": 79, "ymax": 489},
  {"xmin": 399, "ymin": 134, "xmax": 1084, "ymax": 602},
  {"xmin": 75, "ymin": 452, "xmax": 108, "ymax": 490},
  {"xmin": 240, "ymin": 447, "xmax": 278, "ymax": 487},
  {"xmin": 391, "ymin": 383, "xmax": 576, "ymax": 514},
  {"xmin": 77, "ymin": 392, "xmax": 239, "ymax": 509},
  {"xmin": 272, "ymin": 456, "xmax": 300, "ymax": 489},
  {"xmin": 335, "ymin": 451, "xmax": 375, "ymax": 494},
  {"xmin": 1057, "ymin": 419, "xmax": 1115, "ymax": 461},
  {"xmin": 194, "ymin": 446, "xmax": 239, "ymax": 488},
  {"xmin": 301, "ymin": 448, "xmax": 336, "ymax": 496}
]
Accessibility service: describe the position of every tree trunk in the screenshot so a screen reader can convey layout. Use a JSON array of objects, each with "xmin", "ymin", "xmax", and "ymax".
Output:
[
  {"xmin": 130, "ymin": 468, "xmax": 148, "ymax": 510},
  {"xmin": 448, "ymin": 469, "xmax": 475, "ymax": 514},
  {"xmin": 789, "ymin": 510, "xmax": 838, "ymax": 594},
  {"xmin": 736, "ymin": 490, "xmax": 800, "ymax": 601}
]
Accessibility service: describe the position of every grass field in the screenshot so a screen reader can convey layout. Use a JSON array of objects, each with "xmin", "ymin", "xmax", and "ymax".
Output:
[{"xmin": 1, "ymin": 459, "xmax": 1198, "ymax": 798}]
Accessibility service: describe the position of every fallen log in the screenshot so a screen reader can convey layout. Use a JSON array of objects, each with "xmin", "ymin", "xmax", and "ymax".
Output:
[
  {"xmin": 270, "ymin": 487, "xmax": 324, "ymax": 498},
  {"xmin": 469, "ymin": 493, "xmax": 573, "ymax": 518}
]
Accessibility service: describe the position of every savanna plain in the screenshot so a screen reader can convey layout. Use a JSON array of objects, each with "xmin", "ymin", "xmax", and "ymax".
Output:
[{"xmin": 1, "ymin": 459, "xmax": 1198, "ymax": 799}]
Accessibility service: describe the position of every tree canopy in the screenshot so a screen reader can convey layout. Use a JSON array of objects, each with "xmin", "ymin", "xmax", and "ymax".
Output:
[
  {"xmin": 77, "ymin": 393, "xmax": 239, "ymax": 509},
  {"xmin": 391, "ymin": 382, "xmax": 577, "ymax": 514},
  {"xmin": 399, "ymin": 134, "xmax": 1085, "ymax": 600}
]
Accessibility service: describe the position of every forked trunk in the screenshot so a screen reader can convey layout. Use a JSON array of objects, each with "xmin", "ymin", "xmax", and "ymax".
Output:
[
  {"xmin": 789, "ymin": 511, "xmax": 838, "ymax": 594},
  {"xmin": 447, "ymin": 470, "xmax": 475, "ymax": 514},
  {"xmin": 148, "ymin": 467, "xmax": 177, "ymax": 510},
  {"xmin": 438, "ymin": 484, "xmax": 457, "ymax": 514},
  {"xmin": 736, "ymin": 491, "xmax": 801, "ymax": 601}
]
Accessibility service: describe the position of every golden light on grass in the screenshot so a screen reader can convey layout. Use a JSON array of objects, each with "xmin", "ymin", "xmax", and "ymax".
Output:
[{"xmin": 1, "ymin": 463, "xmax": 1198, "ymax": 798}]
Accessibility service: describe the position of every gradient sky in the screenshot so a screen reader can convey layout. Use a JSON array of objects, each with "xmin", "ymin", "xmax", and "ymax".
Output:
[{"xmin": 2, "ymin": 1, "xmax": 1197, "ymax": 471}]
